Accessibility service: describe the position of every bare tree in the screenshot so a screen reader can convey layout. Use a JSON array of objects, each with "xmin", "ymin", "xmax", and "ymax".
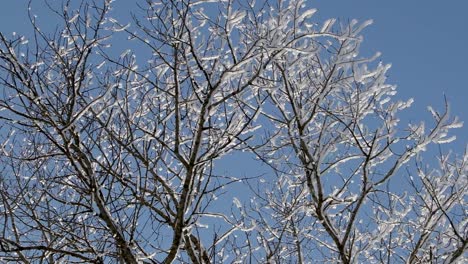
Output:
[
  {"xmin": 0, "ymin": 0, "xmax": 465, "ymax": 263},
  {"xmin": 246, "ymin": 9, "xmax": 466, "ymax": 263}
]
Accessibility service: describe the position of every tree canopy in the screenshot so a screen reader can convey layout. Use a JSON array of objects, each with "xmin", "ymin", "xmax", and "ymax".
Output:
[{"xmin": 0, "ymin": 0, "xmax": 466, "ymax": 263}]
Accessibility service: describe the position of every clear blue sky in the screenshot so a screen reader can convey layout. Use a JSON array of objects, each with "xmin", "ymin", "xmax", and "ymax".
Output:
[
  {"xmin": 314, "ymin": 0, "xmax": 468, "ymax": 154},
  {"xmin": 1, "ymin": 0, "xmax": 466, "ymax": 154}
]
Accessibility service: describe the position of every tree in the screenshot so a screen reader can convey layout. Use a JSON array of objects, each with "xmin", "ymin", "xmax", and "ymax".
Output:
[{"xmin": 0, "ymin": 0, "xmax": 465, "ymax": 263}]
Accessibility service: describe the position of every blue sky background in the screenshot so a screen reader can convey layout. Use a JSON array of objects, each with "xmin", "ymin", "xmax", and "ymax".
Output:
[
  {"xmin": 0, "ymin": 0, "xmax": 466, "ymax": 154},
  {"xmin": 314, "ymin": 0, "xmax": 468, "ymax": 155},
  {"xmin": 0, "ymin": 2, "xmax": 465, "ymax": 261}
]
